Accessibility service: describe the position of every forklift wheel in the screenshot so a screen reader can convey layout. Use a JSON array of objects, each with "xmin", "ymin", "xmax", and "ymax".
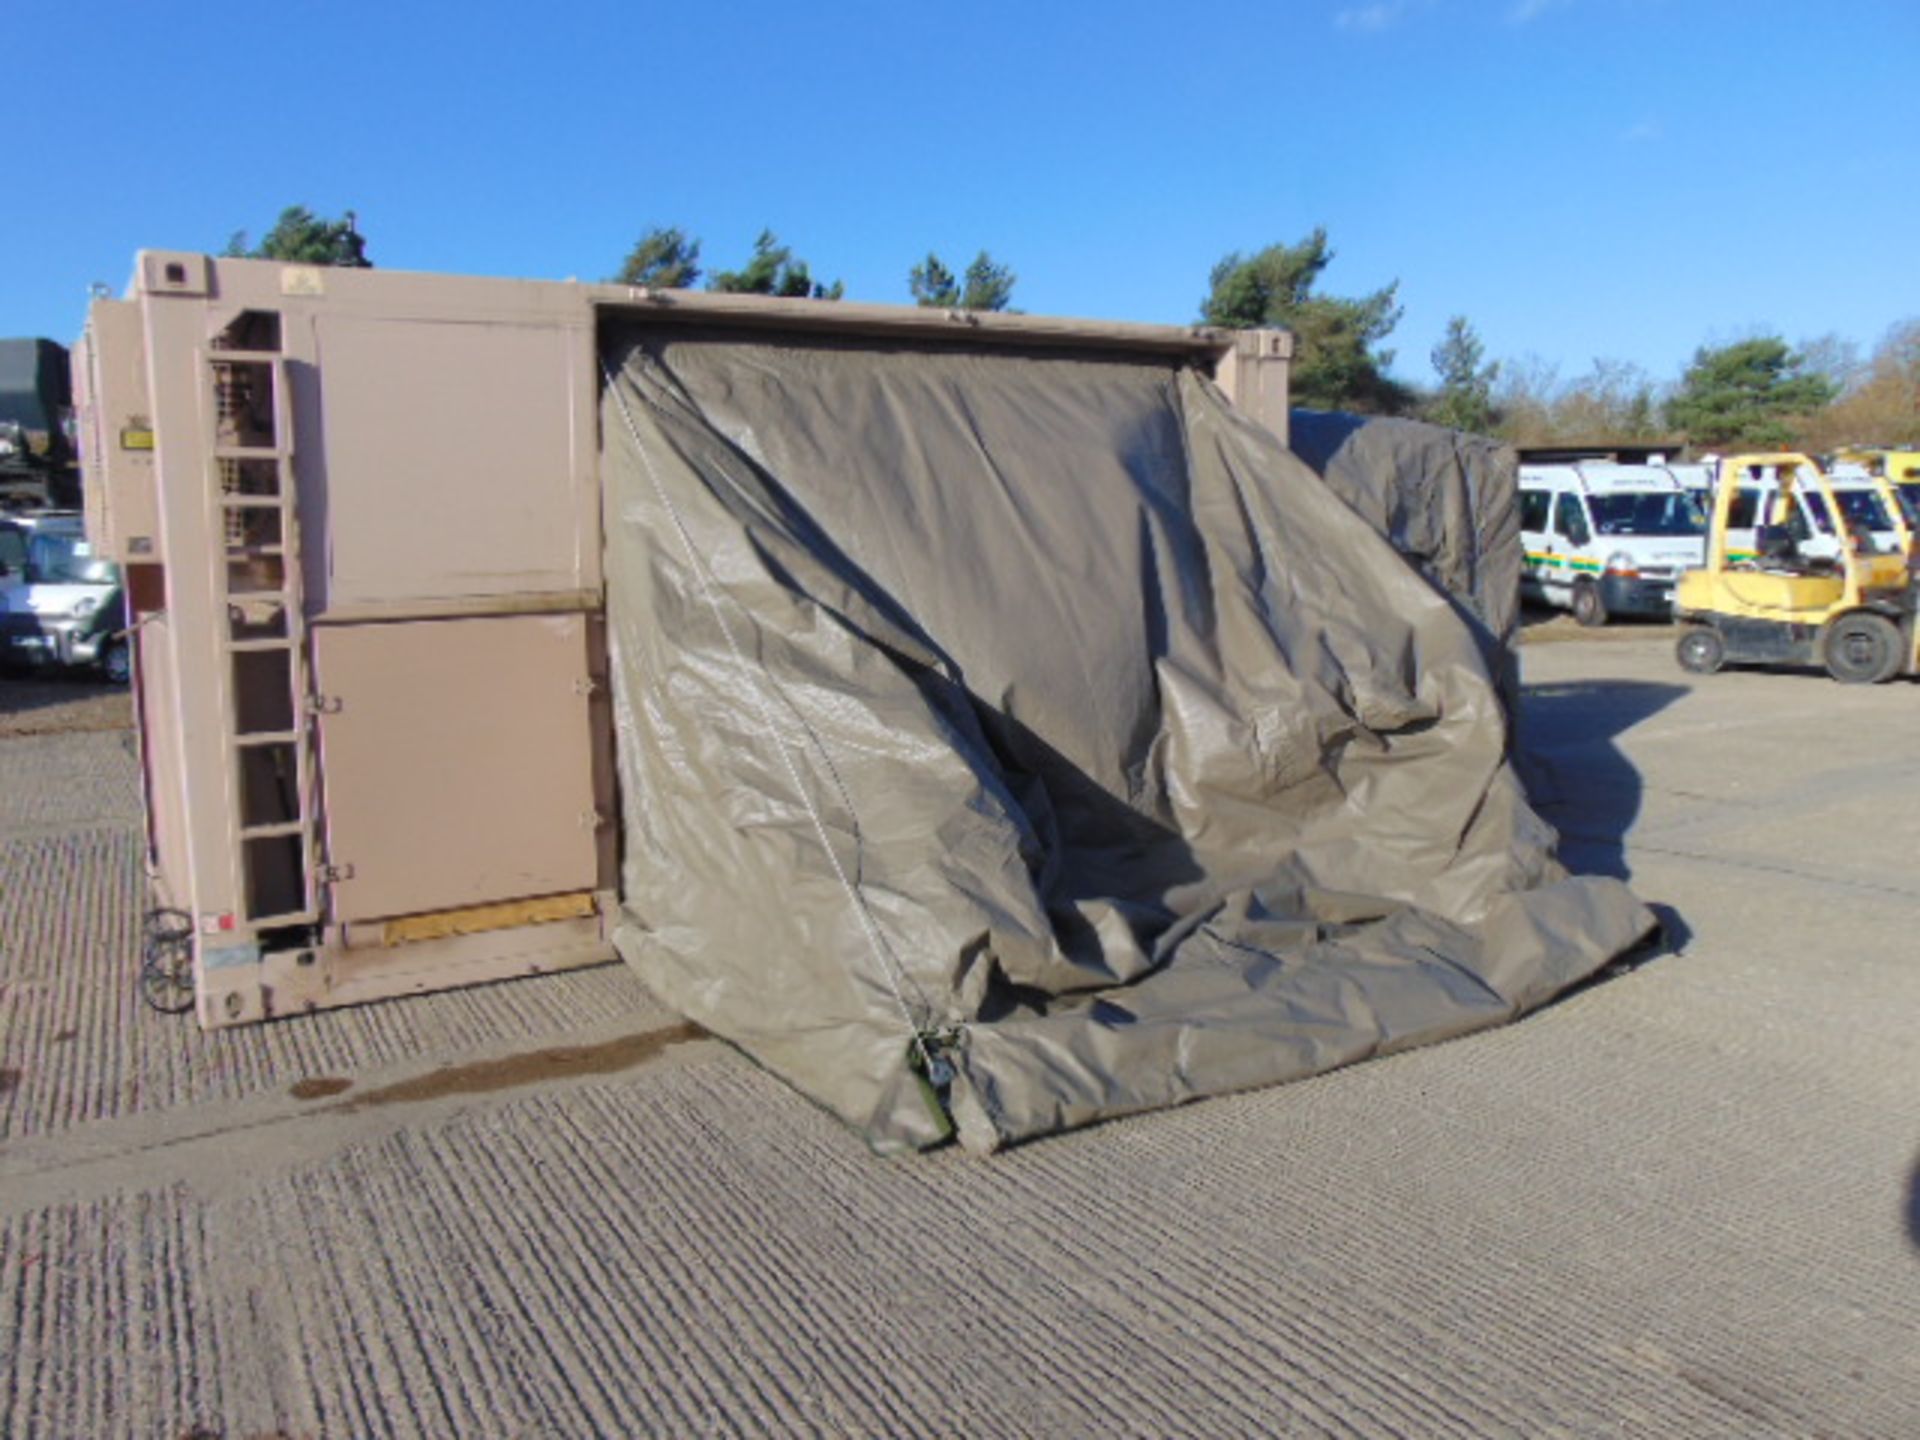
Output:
[
  {"xmin": 1571, "ymin": 579, "xmax": 1608, "ymax": 628},
  {"xmin": 1676, "ymin": 627, "xmax": 1725, "ymax": 675},
  {"xmin": 1823, "ymin": 612, "xmax": 1903, "ymax": 685}
]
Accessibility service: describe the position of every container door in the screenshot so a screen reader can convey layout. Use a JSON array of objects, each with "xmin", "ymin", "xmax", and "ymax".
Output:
[
  {"xmin": 310, "ymin": 315, "xmax": 598, "ymax": 615},
  {"xmin": 312, "ymin": 613, "xmax": 599, "ymax": 923}
]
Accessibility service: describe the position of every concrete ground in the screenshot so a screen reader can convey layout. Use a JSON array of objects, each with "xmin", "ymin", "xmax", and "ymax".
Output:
[{"xmin": 2, "ymin": 631, "xmax": 1917, "ymax": 1439}]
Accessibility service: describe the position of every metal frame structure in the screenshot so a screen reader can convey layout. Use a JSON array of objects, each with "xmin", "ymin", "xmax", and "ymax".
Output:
[{"xmin": 75, "ymin": 252, "xmax": 1292, "ymax": 1029}]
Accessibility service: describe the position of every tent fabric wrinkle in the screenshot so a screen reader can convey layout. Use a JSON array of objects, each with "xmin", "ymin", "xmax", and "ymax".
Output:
[
  {"xmin": 1290, "ymin": 408, "xmax": 1524, "ymax": 716},
  {"xmin": 599, "ymin": 325, "xmax": 1653, "ymax": 1154}
]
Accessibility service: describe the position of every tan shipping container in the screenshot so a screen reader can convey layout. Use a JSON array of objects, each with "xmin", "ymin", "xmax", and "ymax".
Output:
[{"xmin": 77, "ymin": 252, "xmax": 1290, "ymax": 1028}]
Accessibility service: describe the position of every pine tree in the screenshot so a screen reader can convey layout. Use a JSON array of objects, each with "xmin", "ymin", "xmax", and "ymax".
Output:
[
  {"xmin": 1202, "ymin": 228, "xmax": 1405, "ymax": 412},
  {"xmin": 614, "ymin": 227, "xmax": 702, "ymax": 288},
  {"xmin": 1427, "ymin": 316, "xmax": 1499, "ymax": 434},
  {"xmin": 1665, "ymin": 338, "xmax": 1838, "ymax": 447},
  {"xmin": 711, "ymin": 230, "xmax": 843, "ymax": 300}
]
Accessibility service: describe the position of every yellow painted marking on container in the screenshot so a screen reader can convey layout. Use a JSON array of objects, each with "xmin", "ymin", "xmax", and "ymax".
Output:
[{"xmin": 382, "ymin": 891, "xmax": 597, "ymax": 946}]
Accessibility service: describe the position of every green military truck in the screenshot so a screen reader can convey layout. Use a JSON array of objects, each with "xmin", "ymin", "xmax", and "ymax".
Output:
[{"xmin": 0, "ymin": 337, "xmax": 81, "ymax": 511}]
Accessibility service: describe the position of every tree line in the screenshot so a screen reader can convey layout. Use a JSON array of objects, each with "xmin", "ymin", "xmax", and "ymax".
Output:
[
  {"xmin": 227, "ymin": 207, "xmax": 1916, "ymax": 450},
  {"xmin": 610, "ymin": 224, "xmax": 1016, "ymax": 313},
  {"xmin": 227, "ymin": 207, "xmax": 1019, "ymax": 314},
  {"xmin": 1197, "ymin": 227, "xmax": 1915, "ymax": 451},
  {"xmin": 1485, "ymin": 327, "xmax": 1919, "ymax": 452}
]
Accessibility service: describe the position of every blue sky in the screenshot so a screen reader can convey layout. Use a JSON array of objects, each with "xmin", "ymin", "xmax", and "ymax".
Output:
[{"xmin": 11, "ymin": 0, "xmax": 1916, "ymax": 389}]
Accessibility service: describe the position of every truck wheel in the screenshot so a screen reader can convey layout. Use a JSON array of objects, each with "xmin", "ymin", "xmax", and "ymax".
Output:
[
  {"xmin": 1571, "ymin": 579, "xmax": 1608, "ymax": 628},
  {"xmin": 101, "ymin": 639, "xmax": 131, "ymax": 686},
  {"xmin": 1823, "ymin": 612, "xmax": 1902, "ymax": 685},
  {"xmin": 1676, "ymin": 627, "xmax": 1725, "ymax": 675}
]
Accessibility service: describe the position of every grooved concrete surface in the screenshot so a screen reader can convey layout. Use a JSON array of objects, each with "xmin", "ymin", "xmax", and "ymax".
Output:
[{"xmin": 3, "ymin": 636, "xmax": 1919, "ymax": 1439}]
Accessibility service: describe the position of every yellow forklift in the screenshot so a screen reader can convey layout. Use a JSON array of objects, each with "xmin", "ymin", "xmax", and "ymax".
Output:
[{"xmin": 1673, "ymin": 452, "xmax": 1917, "ymax": 683}]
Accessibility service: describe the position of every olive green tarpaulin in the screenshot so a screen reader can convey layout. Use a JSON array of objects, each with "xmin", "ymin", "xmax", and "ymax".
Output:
[
  {"xmin": 1291, "ymin": 409, "xmax": 1522, "ymax": 718},
  {"xmin": 600, "ymin": 326, "xmax": 1652, "ymax": 1153}
]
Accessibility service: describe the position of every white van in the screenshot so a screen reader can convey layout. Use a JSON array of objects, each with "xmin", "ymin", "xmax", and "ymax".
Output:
[
  {"xmin": 1666, "ymin": 460, "xmax": 1717, "ymax": 513},
  {"xmin": 1833, "ymin": 449, "xmax": 1920, "ymax": 529},
  {"xmin": 0, "ymin": 511, "xmax": 129, "ymax": 681},
  {"xmin": 1721, "ymin": 461, "xmax": 1907, "ymax": 565},
  {"xmin": 1518, "ymin": 463, "xmax": 1708, "ymax": 625}
]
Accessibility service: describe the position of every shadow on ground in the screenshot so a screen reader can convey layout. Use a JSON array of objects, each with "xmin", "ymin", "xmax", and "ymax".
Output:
[
  {"xmin": 1519, "ymin": 603, "xmax": 1674, "ymax": 633},
  {"xmin": 0, "ymin": 672, "xmax": 120, "ymax": 709},
  {"xmin": 1907, "ymin": 1156, "xmax": 1920, "ymax": 1254},
  {"xmin": 1520, "ymin": 677, "xmax": 1696, "ymax": 986},
  {"xmin": 0, "ymin": 674, "xmax": 130, "ymax": 736},
  {"xmin": 1519, "ymin": 678, "xmax": 1687, "ymax": 888}
]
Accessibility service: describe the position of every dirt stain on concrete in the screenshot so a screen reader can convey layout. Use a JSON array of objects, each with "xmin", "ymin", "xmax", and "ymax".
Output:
[
  {"xmin": 0, "ymin": 1067, "xmax": 19, "ymax": 1095},
  {"xmin": 289, "ymin": 1077, "xmax": 353, "ymax": 1101},
  {"xmin": 286, "ymin": 1022, "xmax": 707, "ymax": 1112}
]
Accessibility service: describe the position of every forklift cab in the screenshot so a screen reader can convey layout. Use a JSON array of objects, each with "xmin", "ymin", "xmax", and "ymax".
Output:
[{"xmin": 1752, "ymin": 521, "xmax": 1804, "ymax": 567}]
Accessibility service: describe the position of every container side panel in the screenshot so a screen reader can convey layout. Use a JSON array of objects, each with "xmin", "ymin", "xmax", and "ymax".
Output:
[
  {"xmin": 77, "ymin": 299, "xmax": 160, "ymax": 562},
  {"xmin": 136, "ymin": 613, "xmax": 193, "ymax": 906}
]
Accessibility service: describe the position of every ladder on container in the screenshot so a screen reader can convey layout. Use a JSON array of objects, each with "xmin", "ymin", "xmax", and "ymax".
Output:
[{"xmin": 206, "ymin": 330, "xmax": 320, "ymax": 930}]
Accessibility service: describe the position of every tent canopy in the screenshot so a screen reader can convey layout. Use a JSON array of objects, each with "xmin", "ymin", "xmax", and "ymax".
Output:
[{"xmin": 600, "ymin": 324, "xmax": 1651, "ymax": 1153}]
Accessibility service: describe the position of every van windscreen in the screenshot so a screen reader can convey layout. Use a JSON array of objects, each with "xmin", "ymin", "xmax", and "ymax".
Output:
[
  {"xmin": 26, "ymin": 533, "xmax": 117, "ymax": 586},
  {"xmin": 1587, "ymin": 492, "xmax": 1706, "ymax": 537},
  {"xmin": 1804, "ymin": 490, "xmax": 1895, "ymax": 535}
]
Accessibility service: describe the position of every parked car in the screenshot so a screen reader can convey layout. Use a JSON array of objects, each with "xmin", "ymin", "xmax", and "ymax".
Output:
[{"xmin": 0, "ymin": 512, "xmax": 129, "ymax": 681}]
